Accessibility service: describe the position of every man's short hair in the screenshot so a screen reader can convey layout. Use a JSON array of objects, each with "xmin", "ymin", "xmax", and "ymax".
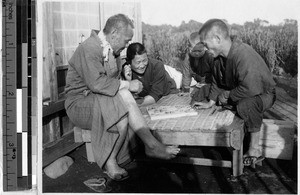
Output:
[
  {"xmin": 103, "ymin": 14, "xmax": 134, "ymax": 34},
  {"xmin": 199, "ymin": 19, "xmax": 229, "ymax": 40}
]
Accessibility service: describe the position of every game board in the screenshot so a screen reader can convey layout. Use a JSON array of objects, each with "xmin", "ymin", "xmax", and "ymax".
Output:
[{"xmin": 146, "ymin": 105, "xmax": 198, "ymax": 120}]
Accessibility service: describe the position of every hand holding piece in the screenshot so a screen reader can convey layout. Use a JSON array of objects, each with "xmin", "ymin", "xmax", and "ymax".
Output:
[
  {"xmin": 218, "ymin": 90, "xmax": 230, "ymax": 105},
  {"xmin": 192, "ymin": 100, "xmax": 215, "ymax": 109}
]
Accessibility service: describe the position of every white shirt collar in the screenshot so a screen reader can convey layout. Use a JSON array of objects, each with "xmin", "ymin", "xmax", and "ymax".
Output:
[{"xmin": 98, "ymin": 31, "xmax": 113, "ymax": 62}]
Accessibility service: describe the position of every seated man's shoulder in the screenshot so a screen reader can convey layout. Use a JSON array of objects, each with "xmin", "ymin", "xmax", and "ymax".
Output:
[
  {"xmin": 235, "ymin": 43, "xmax": 257, "ymax": 62},
  {"xmin": 148, "ymin": 57, "xmax": 160, "ymax": 63},
  {"xmin": 232, "ymin": 40, "xmax": 253, "ymax": 56},
  {"xmin": 149, "ymin": 58, "xmax": 165, "ymax": 67},
  {"xmin": 81, "ymin": 38, "xmax": 103, "ymax": 57}
]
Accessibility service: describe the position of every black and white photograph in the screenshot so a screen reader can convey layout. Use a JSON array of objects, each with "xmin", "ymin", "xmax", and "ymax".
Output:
[{"xmin": 0, "ymin": 0, "xmax": 298, "ymax": 194}]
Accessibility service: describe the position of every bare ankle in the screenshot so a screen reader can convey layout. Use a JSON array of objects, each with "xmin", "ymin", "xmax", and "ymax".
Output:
[{"xmin": 105, "ymin": 158, "xmax": 117, "ymax": 168}]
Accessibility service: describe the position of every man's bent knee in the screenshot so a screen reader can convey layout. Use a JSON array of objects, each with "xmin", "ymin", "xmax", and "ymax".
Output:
[
  {"xmin": 118, "ymin": 88, "xmax": 136, "ymax": 104},
  {"xmin": 116, "ymin": 117, "xmax": 129, "ymax": 133},
  {"xmin": 237, "ymin": 96, "xmax": 263, "ymax": 133},
  {"xmin": 237, "ymin": 97, "xmax": 263, "ymax": 119}
]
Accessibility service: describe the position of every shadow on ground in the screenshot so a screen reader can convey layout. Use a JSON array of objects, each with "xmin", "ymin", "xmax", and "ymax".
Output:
[{"xmin": 43, "ymin": 144, "xmax": 297, "ymax": 194}]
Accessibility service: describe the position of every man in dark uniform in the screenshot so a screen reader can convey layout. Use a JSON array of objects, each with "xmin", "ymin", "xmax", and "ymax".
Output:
[{"xmin": 194, "ymin": 19, "xmax": 276, "ymax": 167}]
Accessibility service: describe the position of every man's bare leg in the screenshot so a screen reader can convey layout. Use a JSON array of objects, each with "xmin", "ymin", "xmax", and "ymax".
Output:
[
  {"xmin": 118, "ymin": 89, "xmax": 180, "ymax": 159},
  {"xmin": 244, "ymin": 131, "xmax": 262, "ymax": 157},
  {"xmin": 104, "ymin": 117, "xmax": 129, "ymax": 179}
]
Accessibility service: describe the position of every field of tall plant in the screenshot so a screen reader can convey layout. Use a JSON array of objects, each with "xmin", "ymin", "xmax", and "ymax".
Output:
[{"xmin": 142, "ymin": 19, "xmax": 298, "ymax": 78}]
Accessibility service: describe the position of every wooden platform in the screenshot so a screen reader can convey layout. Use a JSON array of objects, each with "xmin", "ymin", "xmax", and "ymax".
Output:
[
  {"xmin": 140, "ymin": 88, "xmax": 296, "ymax": 175},
  {"xmin": 141, "ymin": 93, "xmax": 245, "ymax": 176},
  {"xmin": 43, "ymin": 86, "xmax": 297, "ymax": 170},
  {"xmin": 264, "ymin": 87, "xmax": 297, "ymax": 125}
]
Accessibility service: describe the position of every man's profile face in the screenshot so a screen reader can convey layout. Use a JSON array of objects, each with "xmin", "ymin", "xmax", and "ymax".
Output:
[
  {"xmin": 112, "ymin": 27, "xmax": 134, "ymax": 56},
  {"xmin": 200, "ymin": 32, "xmax": 221, "ymax": 58}
]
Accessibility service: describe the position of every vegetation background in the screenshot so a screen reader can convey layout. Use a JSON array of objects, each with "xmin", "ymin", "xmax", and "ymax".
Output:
[
  {"xmin": 142, "ymin": 19, "xmax": 297, "ymax": 76},
  {"xmin": 142, "ymin": 19, "xmax": 298, "ymax": 97}
]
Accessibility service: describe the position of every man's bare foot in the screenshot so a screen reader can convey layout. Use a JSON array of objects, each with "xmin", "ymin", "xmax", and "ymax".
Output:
[
  {"xmin": 145, "ymin": 142, "xmax": 180, "ymax": 160},
  {"xmin": 104, "ymin": 159, "xmax": 128, "ymax": 180},
  {"xmin": 243, "ymin": 147, "xmax": 262, "ymax": 158},
  {"xmin": 244, "ymin": 131, "xmax": 262, "ymax": 158},
  {"xmin": 243, "ymin": 147, "xmax": 264, "ymax": 167}
]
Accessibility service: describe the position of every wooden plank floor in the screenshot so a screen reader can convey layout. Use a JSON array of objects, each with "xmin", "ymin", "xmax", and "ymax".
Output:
[{"xmin": 264, "ymin": 87, "xmax": 297, "ymax": 126}]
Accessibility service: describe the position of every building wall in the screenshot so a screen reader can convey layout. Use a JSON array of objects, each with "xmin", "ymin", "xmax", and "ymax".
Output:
[
  {"xmin": 42, "ymin": 1, "xmax": 142, "ymax": 100},
  {"xmin": 52, "ymin": 1, "xmax": 101, "ymax": 65}
]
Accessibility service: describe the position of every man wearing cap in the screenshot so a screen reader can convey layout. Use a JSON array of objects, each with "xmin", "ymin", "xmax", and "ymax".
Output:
[{"xmin": 194, "ymin": 19, "xmax": 276, "ymax": 168}]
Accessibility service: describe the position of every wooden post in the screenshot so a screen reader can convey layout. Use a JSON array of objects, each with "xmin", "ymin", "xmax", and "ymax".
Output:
[
  {"xmin": 232, "ymin": 141, "xmax": 244, "ymax": 177},
  {"xmin": 45, "ymin": 2, "xmax": 58, "ymax": 102},
  {"xmin": 232, "ymin": 127, "xmax": 244, "ymax": 177},
  {"xmin": 44, "ymin": 2, "xmax": 60, "ymax": 142}
]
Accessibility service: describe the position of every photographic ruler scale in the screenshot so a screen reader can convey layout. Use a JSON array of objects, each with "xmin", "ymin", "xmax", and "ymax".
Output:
[{"xmin": 2, "ymin": 0, "xmax": 36, "ymax": 191}]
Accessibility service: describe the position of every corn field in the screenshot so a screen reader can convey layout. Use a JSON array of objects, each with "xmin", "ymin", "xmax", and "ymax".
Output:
[{"xmin": 142, "ymin": 19, "xmax": 298, "ymax": 77}]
